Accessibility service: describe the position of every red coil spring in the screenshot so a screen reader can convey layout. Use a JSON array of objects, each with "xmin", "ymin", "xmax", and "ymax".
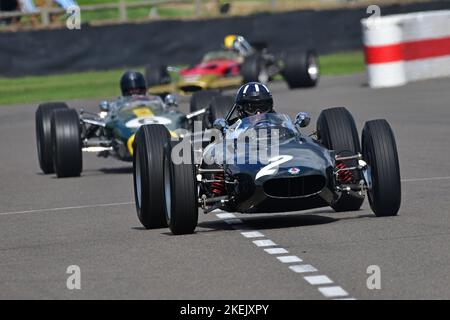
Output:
[
  {"xmin": 211, "ymin": 172, "xmax": 225, "ymax": 196},
  {"xmin": 336, "ymin": 162, "xmax": 353, "ymax": 183}
]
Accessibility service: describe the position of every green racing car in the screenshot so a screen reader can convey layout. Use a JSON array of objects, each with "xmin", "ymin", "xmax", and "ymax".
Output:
[
  {"xmin": 35, "ymin": 70, "xmax": 232, "ymax": 178},
  {"xmin": 35, "ymin": 93, "xmax": 198, "ymax": 178}
]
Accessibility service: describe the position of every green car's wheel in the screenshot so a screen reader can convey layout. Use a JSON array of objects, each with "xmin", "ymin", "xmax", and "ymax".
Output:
[
  {"xmin": 133, "ymin": 124, "xmax": 170, "ymax": 229},
  {"xmin": 51, "ymin": 108, "xmax": 82, "ymax": 178},
  {"xmin": 35, "ymin": 102, "xmax": 68, "ymax": 174}
]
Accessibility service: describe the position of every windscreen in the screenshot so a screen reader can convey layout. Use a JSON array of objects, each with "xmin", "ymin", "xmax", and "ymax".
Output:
[
  {"xmin": 118, "ymin": 96, "xmax": 165, "ymax": 114},
  {"xmin": 202, "ymin": 51, "xmax": 240, "ymax": 62},
  {"xmin": 225, "ymin": 113, "xmax": 298, "ymax": 142}
]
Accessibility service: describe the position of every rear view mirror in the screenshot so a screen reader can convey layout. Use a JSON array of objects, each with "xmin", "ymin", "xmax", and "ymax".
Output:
[
  {"xmin": 99, "ymin": 101, "xmax": 110, "ymax": 112},
  {"xmin": 164, "ymin": 94, "xmax": 178, "ymax": 107},
  {"xmin": 213, "ymin": 118, "xmax": 227, "ymax": 132},
  {"xmin": 295, "ymin": 112, "xmax": 311, "ymax": 128}
]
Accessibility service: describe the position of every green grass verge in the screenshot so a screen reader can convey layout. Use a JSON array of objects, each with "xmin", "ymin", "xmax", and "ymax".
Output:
[
  {"xmin": 76, "ymin": 0, "xmax": 196, "ymax": 21},
  {"xmin": 319, "ymin": 50, "xmax": 365, "ymax": 76},
  {"xmin": 0, "ymin": 51, "xmax": 364, "ymax": 106}
]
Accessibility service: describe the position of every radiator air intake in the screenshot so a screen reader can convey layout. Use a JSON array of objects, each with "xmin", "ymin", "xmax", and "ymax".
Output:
[{"xmin": 263, "ymin": 175, "xmax": 326, "ymax": 198}]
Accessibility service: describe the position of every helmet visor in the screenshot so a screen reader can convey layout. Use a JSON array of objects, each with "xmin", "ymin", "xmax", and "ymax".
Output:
[{"xmin": 243, "ymin": 101, "xmax": 272, "ymax": 115}]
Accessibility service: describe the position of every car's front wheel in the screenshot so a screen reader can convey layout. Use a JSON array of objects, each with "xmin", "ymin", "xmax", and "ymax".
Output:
[
  {"xmin": 163, "ymin": 141, "xmax": 198, "ymax": 235},
  {"xmin": 133, "ymin": 124, "xmax": 170, "ymax": 229},
  {"xmin": 317, "ymin": 107, "xmax": 364, "ymax": 212},
  {"xmin": 51, "ymin": 108, "xmax": 82, "ymax": 178},
  {"xmin": 362, "ymin": 119, "xmax": 401, "ymax": 217}
]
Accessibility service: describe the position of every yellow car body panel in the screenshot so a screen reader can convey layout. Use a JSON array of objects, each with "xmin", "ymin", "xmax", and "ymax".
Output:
[{"xmin": 127, "ymin": 130, "xmax": 178, "ymax": 156}]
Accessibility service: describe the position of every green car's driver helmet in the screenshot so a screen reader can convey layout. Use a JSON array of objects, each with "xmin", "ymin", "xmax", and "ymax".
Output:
[
  {"xmin": 120, "ymin": 71, "xmax": 147, "ymax": 96},
  {"xmin": 235, "ymin": 82, "xmax": 273, "ymax": 118}
]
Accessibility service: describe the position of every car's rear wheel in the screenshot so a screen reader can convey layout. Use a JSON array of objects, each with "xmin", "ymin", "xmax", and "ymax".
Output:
[
  {"xmin": 362, "ymin": 119, "xmax": 401, "ymax": 217},
  {"xmin": 241, "ymin": 54, "xmax": 269, "ymax": 84},
  {"xmin": 144, "ymin": 64, "xmax": 171, "ymax": 88},
  {"xmin": 189, "ymin": 90, "xmax": 221, "ymax": 113},
  {"xmin": 283, "ymin": 50, "xmax": 319, "ymax": 88},
  {"xmin": 317, "ymin": 107, "xmax": 364, "ymax": 212},
  {"xmin": 35, "ymin": 102, "xmax": 68, "ymax": 174},
  {"xmin": 133, "ymin": 124, "xmax": 170, "ymax": 229},
  {"xmin": 51, "ymin": 108, "xmax": 82, "ymax": 178},
  {"xmin": 163, "ymin": 141, "xmax": 198, "ymax": 235},
  {"xmin": 207, "ymin": 95, "xmax": 233, "ymax": 127}
]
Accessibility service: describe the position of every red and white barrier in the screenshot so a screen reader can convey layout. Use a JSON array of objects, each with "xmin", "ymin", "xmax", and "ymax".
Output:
[{"xmin": 362, "ymin": 10, "xmax": 450, "ymax": 88}]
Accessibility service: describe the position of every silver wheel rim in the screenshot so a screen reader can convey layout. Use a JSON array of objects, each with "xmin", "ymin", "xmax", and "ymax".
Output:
[
  {"xmin": 307, "ymin": 56, "xmax": 319, "ymax": 81},
  {"xmin": 135, "ymin": 150, "xmax": 142, "ymax": 209},
  {"xmin": 164, "ymin": 157, "xmax": 172, "ymax": 221}
]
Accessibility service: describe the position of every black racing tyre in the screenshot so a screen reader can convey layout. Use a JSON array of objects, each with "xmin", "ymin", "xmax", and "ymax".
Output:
[
  {"xmin": 282, "ymin": 50, "xmax": 319, "ymax": 89},
  {"xmin": 207, "ymin": 95, "xmax": 234, "ymax": 127},
  {"xmin": 241, "ymin": 54, "xmax": 268, "ymax": 84},
  {"xmin": 317, "ymin": 107, "xmax": 364, "ymax": 212},
  {"xmin": 163, "ymin": 141, "xmax": 198, "ymax": 235},
  {"xmin": 189, "ymin": 90, "xmax": 221, "ymax": 113},
  {"xmin": 362, "ymin": 120, "xmax": 401, "ymax": 217},
  {"xmin": 35, "ymin": 102, "xmax": 68, "ymax": 174},
  {"xmin": 51, "ymin": 108, "xmax": 82, "ymax": 178},
  {"xmin": 133, "ymin": 124, "xmax": 171, "ymax": 229},
  {"xmin": 144, "ymin": 64, "xmax": 171, "ymax": 88}
]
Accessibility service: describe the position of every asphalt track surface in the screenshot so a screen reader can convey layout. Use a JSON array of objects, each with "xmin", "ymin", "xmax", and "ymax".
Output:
[{"xmin": 1, "ymin": 74, "xmax": 449, "ymax": 299}]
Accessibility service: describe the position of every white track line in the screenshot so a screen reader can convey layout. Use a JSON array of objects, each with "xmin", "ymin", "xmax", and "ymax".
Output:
[
  {"xmin": 214, "ymin": 213, "xmax": 353, "ymax": 299},
  {"xmin": 277, "ymin": 255, "xmax": 303, "ymax": 263},
  {"xmin": 318, "ymin": 286, "xmax": 349, "ymax": 298},
  {"xmin": 264, "ymin": 248, "xmax": 289, "ymax": 255},
  {"xmin": 241, "ymin": 231, "xmax": 265, "ymax": 238},
  {"xmin": 215, "ymin": 213, "xmax": 236, "ymax": 219},
  {"xmin": 304, "ymin": 275, "xmax": 334, "ymax": 286},
  {"xmin": 402, "ymin": 176, "xmax": 450, "ymax": 182},
  {"xmin": 253, "ymin": 239, "xmax": 277, "ymax": 247},
  {"xmin": 289, "ymin": 264, "xmax": 318, "ymax": 273},
  {"xmin": 0, "ymin": 202, "xmax": 134, "ymax": 216}
]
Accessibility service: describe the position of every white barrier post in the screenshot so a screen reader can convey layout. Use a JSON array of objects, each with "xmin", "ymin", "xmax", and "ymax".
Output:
[
  {"xmin": 362, "ymin": 16, "xmax": 406, "ymax": 88},
  {"xmin": 362, "ymin": 10, "xmax": 450, "ymax": 89}
]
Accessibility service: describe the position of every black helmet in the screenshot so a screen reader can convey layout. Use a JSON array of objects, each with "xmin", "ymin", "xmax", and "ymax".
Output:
[
  {"xmin": 235, "ymin": 82, "xmax": 273, "ymax": 117},
  {"xmin": 120, "ymin": 71, "xmax": 147, "ymax": 96}
]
